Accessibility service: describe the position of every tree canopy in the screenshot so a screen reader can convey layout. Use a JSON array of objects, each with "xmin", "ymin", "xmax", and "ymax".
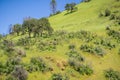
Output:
[{"xmin": 11, "ymin": 17, "xmax": 53, "ymax": 38}]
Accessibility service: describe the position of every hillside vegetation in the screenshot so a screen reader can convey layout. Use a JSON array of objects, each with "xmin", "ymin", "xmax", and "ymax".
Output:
[
  {"xmin": 49, "ymin": 0, "xmax": 120, "ymax": 33},
  {"xmin": 0, "ymin": 0, "xmax": 120, "ymax": 80}
]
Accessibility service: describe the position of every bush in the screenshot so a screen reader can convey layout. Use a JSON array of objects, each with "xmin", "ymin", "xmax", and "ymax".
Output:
[
  {"xmin": 16, "ymin": 48, "xmax": 26, "ymax": 57},
  {"xmin": 115, "ymin": 0, "xmax": 120, "ymax": 1},
  {"xmin": 2, "ymin": 40, "xmax": 15, "ymax": 55},
  {"xmin": 12, "ymin": 65, "xmax": 28, "ymax": 80},
  {"xmin": 66, "ymin": 50, "xmax": 84, "ymax": 62},
  {"xmin": 68, "ymin": 58, "xmax": 93, "ymax": 75},
  {"xmin": 68, "ymin": 44, "xmax": 75, "ymax": 50},
  {"xmin": 56, "ymin": 11, "xmax": 61, "ymax": 15},
  {"xmin": 78, "ymin": 65, "xmax": 93, "ymax": 75},
  {"xmin": 0, "ymin": 62, "xmax": 6, "ymax": 75},
  {"xmin": 51, "ymin": 73, "xmax": 69, "ymax": 80},
  {"xmin": 49, "ymin": 11, "xmax": 61, "ymax": 17},
  {"xmin": 67, "ymin": 32, "xmax": 75, "ymax": 39},
  {"xmin": 80, "ymin": 44, "xmax": 105, "ymax": 56},
  {"xmin": 107, "ymin": 29, "xmax": 120, "ymax": 43},
  {"xmin": 5, "ymin": 57, "xmax": 21, "ymax": 74},
  {"xmin": 6, "ymin": 75, "xmax": 17, "ymax": 80},
  {"xmin": 68, "ymin": 58, "xmax": 76, "ymax": 67},
  {"xmin": 104, "ymin": 9, "xmax": 111, "ymax": 17},
  {"xmin": 105, "ymin": 69, "xmax": 120, "ymax": 80},
  {"xmin": 75, "ymin": 30, "xmax": 96, "ymax": 42},
  {"xmin": 38, "ymin": 40, "xmax": 56, "ymax": 51},
  {"xmin": 109, "ymin": 14, "xmax": 115, "ymax": 20},
  {"xmin": 94, "ymin": 46, "xmax": 105, "ymax": 56},
  {"xmin": 30, "ymin": 57, "xmax": 49, "ymax": 72}
]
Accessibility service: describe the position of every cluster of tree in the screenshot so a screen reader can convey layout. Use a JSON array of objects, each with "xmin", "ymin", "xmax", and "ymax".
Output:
[
  {"xmin": 10, "ymin": 17, "xmax": 53, "ymax": 38},
  {"xmin": 50, "ymin": 0, "xmax": 78, "ymax": 15},
  {"xmin": 65, "ymin": 3, "xmax": 78, "ymax": 13}
]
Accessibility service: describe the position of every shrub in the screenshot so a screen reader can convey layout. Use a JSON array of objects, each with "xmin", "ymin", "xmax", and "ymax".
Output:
[
  {"xmin": 99, "ymin": 12, "xmax": 104, "ymax": 17},
  {"xmin": 68, "ymin": 58, "xmax": 93, "ymax": 75},
  {"xmin": 16, "ymin": 48, "xmax": 26, "ymax": 57},
  {"xmin": 80, "ymin": 44, "xmax": 105, "ymax": 56},
  {"xmin": 66, "ymin": 50, "xmax": 84, "ymax": 62},
  {"xmin": 80, "ymin": 44, "xmax": 94, "ymax": 53},
  {"xmin": 75, "ymin": 30, "xmax": 96, "ymax": 42},
  {"xmin": 51, "ymin": 73, "xmax": 69, "ymax": 80},
  {"xmin": 30, "ymin": 57, "xmax": 49, "ymax": 72},
  {"xmin": 68, "ymin": 58, "xmax": 76, "ymax": 67},
  {"xmin": 68, "ymin": 44, "xmax": 75, "ymax": 50},
  {"xmin": 115, "ymin": 0, "xmax": 120, "ymax": 1},
  {"xmin": 49, "ymin": 11, "xmax": 61, "ymax": 17},
  {"xmin": 107, "ymin": 29, "xmax": 120, "ymax": 43},
  {"xmin": 105, "ymin": 69, "xmax": 120, "ymax": 80},
  {"xmin": 104, "ymin": 9, "xmax": 111, "ymax": 17},
  {"xmin": 94, "ymin": 46, "xmax": 105, "ymax": 56},
  {"xmin": 0, "ymin": 62, "xmax": 6, "ymax": 74},
  {"xmin": 77, "ymin": 65, "xmax": 93, "ymax": 75},
  {"xmin": 38, "ymin": 40, "xmax": 56, "ymax": 51},
  {"xmin": 5, "ymin": 57, "xmax": 21, "ymax": 74},
  {"xmin": 17, "ymin": 37, "xmax": 33, "ymax": 47},
  {"xmin": 6, "ymin": 75, "xmax": 17, "ymax": 80},
  {"xmin": 25, "ymin": 64, "xmax": 38, "ymax": 72},
  {"xmin": 56, "ymin": 11, "xmax": 61, "ymax": 15},
  {"xmin": 109, "ymin": 14, "xmax": 115, "ymax": 20},
  {"xmin": 67, "ymin": 32, "xmax": 75, "ymax": 39},
  {"xmin": 2, "ymin": 40, "xmax": 15, "ymax": 55},
  {"xmin": 12, "ymin": 65, "xmax": 28, "ymax": 80}
]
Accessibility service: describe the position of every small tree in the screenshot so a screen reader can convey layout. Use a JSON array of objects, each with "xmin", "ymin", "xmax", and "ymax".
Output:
[
  {"xmin": 12, "ymin": 24, "xmax": 22, "ymax": 35},
  {"xmin": 65, "ymin": 4, "xmax": 71, "ymax": 13},
  {"xmin": 65, "ymin": 3, "xmax": 77, "ymax": 13}
]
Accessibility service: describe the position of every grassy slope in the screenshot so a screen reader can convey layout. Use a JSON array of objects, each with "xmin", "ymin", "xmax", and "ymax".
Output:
[
  {"xmin": 0, "ymin": 0, "xmax": 120, "ymax": 80},
  {"xmin": 49, "ymin": 0, "xmax": 118, "ymax": 34}
]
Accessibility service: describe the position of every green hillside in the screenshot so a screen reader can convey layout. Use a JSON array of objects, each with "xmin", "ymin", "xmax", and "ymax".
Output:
[
  {"xmin": 0, "ymin": 0, "xmax": 120, "ymax": 80},
  {"xmin": 49, "ymin": 0, "xmax": 120, "ymax": 33}
]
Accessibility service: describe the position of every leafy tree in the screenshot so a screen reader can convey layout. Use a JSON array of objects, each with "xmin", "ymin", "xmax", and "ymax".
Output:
[
  {"xmin": 65, "ymin": 3, "xmax": 77, "ymax": 13},
  {"xmin": 12, "ymin": 24, "xmax": 22, "ymax": 35},
  {"xmin": 50, "ymin": 0, "xmax": 57, "ymax": 14},
  {"xmin": 70, "ymin": 3, "xmax": 77, "ymax": 12},
  {"xmin": 38, "ymin": 18, "xmax": 53, "ymax": 36},
  {"xmin": 65, "ymin": 4, "xmax": 71, "ymax": 13},
  {"xmin": 22, "ymin": 18, "xmax": 37, "ymax": 37}
]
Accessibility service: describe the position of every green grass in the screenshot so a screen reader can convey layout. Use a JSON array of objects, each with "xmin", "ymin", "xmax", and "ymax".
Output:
[{"xmin": 49, "ymin": 0, "xmax": 119, "ymax": 33}]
